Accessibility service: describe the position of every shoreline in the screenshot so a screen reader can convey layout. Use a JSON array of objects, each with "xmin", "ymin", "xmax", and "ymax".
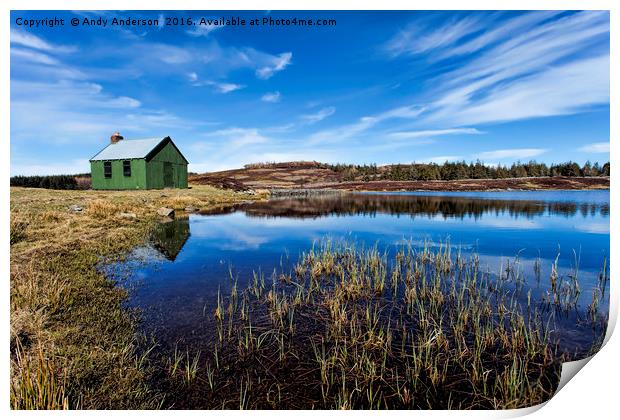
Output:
[
  {"xmin": 297, "ymin": 177, "xmax": 611, "ymax": 192},
  {"xmin": 190, "ymin": 172, "xmax": 609, "ymax": 193}
]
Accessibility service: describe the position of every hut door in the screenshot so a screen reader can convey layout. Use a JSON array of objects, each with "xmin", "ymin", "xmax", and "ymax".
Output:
[{"xmin": 163, "ymin": 162, "xmax": 174, "ymax": 187}]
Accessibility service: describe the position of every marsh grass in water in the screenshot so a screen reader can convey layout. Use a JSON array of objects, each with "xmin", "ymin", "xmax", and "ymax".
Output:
[{"xmin": 159, "ymin": 241, "xmax": 608, "ymax": 409}]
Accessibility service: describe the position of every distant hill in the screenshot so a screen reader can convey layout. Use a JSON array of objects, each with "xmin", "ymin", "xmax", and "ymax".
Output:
[
  {"xmin": 189, "ymin": 161, "xmax": 344, "ymax": 190},
  {"xmin": 189, "ymin": 161, "xmax": 610, "ymax": 192}
]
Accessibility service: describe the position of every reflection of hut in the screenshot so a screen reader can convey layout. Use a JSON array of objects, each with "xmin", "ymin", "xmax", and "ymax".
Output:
[{"xmin": 151, "ymin": 217, "xmax": 190, "ymax": 261}]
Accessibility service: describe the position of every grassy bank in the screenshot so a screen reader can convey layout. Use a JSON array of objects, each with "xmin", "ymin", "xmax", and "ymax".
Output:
[{"xmin": 10, "ymin": 185, "xmax": 262, "ymax": 409}]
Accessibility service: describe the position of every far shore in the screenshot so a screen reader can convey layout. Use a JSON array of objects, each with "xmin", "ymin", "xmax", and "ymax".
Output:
[
  {"xmin": 190, "ymin": 173, "xmax": 610, "ymax": 193},
  {"xmin": 311, "ymin": 176, "xmax": 610, "ymax": 192}
]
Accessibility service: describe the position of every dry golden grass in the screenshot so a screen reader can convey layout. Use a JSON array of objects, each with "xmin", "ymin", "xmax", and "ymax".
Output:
[
  {"xmin": 10, "ymin": 184, "xmax": 263, "ymax": 409},
  {"xmin": 86, "ymin": 199, "xmax": 120, "ymax": 218},
  {"xmin": 159, "ymin": 195, "xmax": 202, "ymax": 210}
]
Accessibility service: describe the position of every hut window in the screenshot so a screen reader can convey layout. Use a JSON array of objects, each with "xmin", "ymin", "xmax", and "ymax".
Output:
[
  {"xmin": 103, "ymin": 161, "xmax": 112, "ymax": 179},
  {"xmin": 123, "ymin": 160, "xmax": 131, "ymax": 177}
]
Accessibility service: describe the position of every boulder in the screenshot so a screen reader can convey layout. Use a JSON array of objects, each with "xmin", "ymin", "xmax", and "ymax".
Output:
[
  {"xmin": 119, "ymin": 212, "xmax": 137, "ymax": 220},
  {"xmin": 157, "ymin": 207, "xmax": 175, "ymax": 218},
  {"xmin": 184, "ymin": 206, "xmax": 198, "ymax": 212},
  {"xmin": 68, "ymin": 204, "xmax": 83, "ymax": 212}
]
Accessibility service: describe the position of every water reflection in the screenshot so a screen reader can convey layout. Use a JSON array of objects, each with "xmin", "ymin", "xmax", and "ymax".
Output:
[
  {"xmin": 112, "ymin": 190, "xmax": 609, "ymax": 357},
  {"xmin": 234, "ymin": 192, "xmax": 609, "ymax": 220},
  {"xmin": 151, "ymin": 217, "xmax": 191, "ymax": 261}
]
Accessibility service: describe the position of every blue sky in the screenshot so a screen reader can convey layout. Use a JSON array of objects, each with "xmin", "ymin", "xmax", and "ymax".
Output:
[{"xmin": 10, "ymin": 10, "xmax": 610, "ymax": 175}]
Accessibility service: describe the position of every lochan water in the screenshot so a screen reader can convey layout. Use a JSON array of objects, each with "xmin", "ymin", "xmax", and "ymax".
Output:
[{"xmin": 107, "ymin": 190, "xmax": 610, "ymax": 358}]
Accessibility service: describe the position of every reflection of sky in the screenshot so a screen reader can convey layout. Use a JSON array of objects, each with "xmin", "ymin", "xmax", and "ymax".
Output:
[{"xmin": 114, "ymin": 191, "xmax": 609, "ymax": 350}]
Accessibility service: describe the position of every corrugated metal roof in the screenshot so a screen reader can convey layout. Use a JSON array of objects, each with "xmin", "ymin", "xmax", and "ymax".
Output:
[{"xmin": 90, "ymin": 137, "xmax": 165, "ymax": 161}]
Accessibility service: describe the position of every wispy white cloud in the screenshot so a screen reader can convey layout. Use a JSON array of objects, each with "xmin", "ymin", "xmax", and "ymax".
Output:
[
  {"xmin": 436, "ymin": 11, "xmax": 562, "ymax": 59},
  {"xmin": 108, "ymin": 96, "xmax": 142, "ymax": 108},
  {"xmin": 13, "ymin": 80, "xmax": 142, "ymax": 110},
  {"xmin": 477, "ymin": 148, "xmax": 548, "ymax": 160},
  {"xmin": 255, "ymin": 52, "xmax": 292, "ymax": 79},
  {"xmin": 385, "ymin": 11, "xmax": 610, "ymax": 127},
  {"xmin": 384, "ymin": 15, "xmax": 482, "ymax": 57},
  {"xmin": 308, "ymin": 105, "xmax": 425, "ymax": 145},
  {"xmin": 187, "ymin": 127, "xmax": 343, "ymax": 172},
  {"xmin": 436, "ymin": 54, "xmax": 609, "ymax": 126},
  {"xmin": 11, "ymin": 27, "xmax": 294, "ymax": 86},
  {"xmin": 203, "ymin": 127, "xmax": 269, "ymax": 148},
  {"xmin": 211, "ymin": 82, "xmax": 244, "ymax": 93},
  {"xmin": 301, "ymin": 106, "xmax": 335, "ymax": 123},
  {"xmin": 149, "ymin": 43, "xmax": 193, "ymax": 64},
  {"xmin": 263, "ymin": 123, "xmax": 295, "ymax": 133},
  {"xmin": 261, "ymin": 91, "xmax": 281, "ymax": 103},
  {"xmin": 11, "ymin": 48, "xmax": 59, "ymax": 66},
  {"xmin": 10, "ymin": 29, "xmax": 76, "ymax": 53},
  {"xmin": 188, "ymin": 72, "xmax": 244, "ymax": 93},
  {"xmin": 89, "ymin": 40, "xmax": 293, "ymax": 82},
  {"xmin": 11, "ymin": 79, "xmax": 189, "ymax": 151},
  {"xmin": 186, "ymin": 22, "xmax": 223, "ymax": 37},
  {"xmin": 388, "ymin": 127, "xmax": 482, "ymax": 139},
  {"xmin": 577, "ymin": 142, "xmax": 610, "ymax": 153}
]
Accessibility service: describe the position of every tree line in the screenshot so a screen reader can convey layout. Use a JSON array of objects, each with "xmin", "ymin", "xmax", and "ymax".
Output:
[
  {"xmin": 326, "ymin": 160, "xmax": 610, "ymax": 182},
  {"xmin": 10, "ymin": 174, "xmax": 91, "ymax": 190}
]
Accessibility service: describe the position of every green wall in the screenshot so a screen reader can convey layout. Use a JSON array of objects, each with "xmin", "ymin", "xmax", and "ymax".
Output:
[
  {"xmin": 145, "ymin": 142, "xmax": 188, "ymax": 189},
  {"xmin": 90, "ymin": 159, "xmax": 147, "ymax": 190}
]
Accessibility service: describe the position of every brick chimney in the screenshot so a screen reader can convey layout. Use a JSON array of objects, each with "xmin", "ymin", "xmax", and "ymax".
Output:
[{"xmin": 110, "ymin": 131, "xmax": 124, "ymax": 144}]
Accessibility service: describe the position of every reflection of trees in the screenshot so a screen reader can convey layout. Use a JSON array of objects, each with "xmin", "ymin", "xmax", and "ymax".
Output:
[
  {"xmin": 237, "ymin": 194, "xmax": 609, "ymax": 220},
  {"xmin": 151, "ymin": 217, "xmax": 191, "ymax": 261}
]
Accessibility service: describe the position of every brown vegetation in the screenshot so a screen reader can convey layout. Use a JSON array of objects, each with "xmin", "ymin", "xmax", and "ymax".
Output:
[
  {"xmin": 189, "ymin": 162, "xmax": 609, "ymax": 191},
  {"xmin": 190, "ymin": 162, "xmax": 342, "ymax": 190},
  {"xmin": 328, "ymin": 177, "xmax": 610, "ymax": 191}
]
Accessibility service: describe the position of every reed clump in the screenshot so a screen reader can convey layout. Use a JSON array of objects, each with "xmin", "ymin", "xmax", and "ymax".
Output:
[
  {"xmin": 163, "ymin": 241, "xmax": 608, "ymax": 409},
  {"xmin": 11, "ymin": 343, "xmax": 70, "ymax": 410}
]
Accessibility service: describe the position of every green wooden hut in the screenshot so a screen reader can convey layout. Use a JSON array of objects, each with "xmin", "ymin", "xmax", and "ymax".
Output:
[{"xmin": 90, "ymin": 134, "xmax": 188, "ymax": 190}]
